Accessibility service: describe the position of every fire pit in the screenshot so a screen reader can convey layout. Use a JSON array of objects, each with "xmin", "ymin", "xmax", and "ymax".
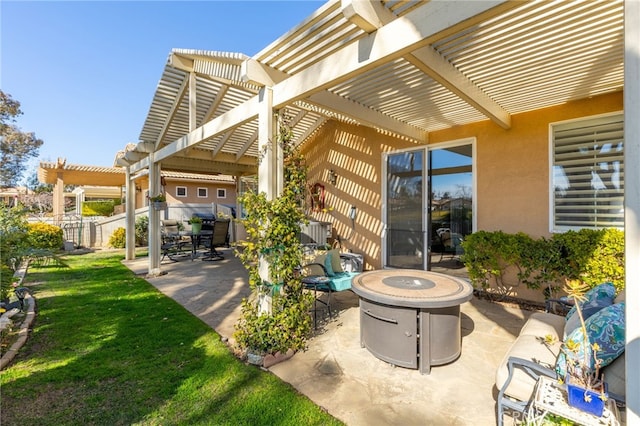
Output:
[{"xmin": 351, "ymin": 269, "xmax": 473, "ymax": 374}]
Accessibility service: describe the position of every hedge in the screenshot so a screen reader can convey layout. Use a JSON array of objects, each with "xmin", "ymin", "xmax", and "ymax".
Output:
[
  {"xmin": 461, "ymin": 228, "xmax": 624, "ymax": 298},
  {"xmin": 27, "ymin": 222, "xmax": 64, "ymax": 250}
]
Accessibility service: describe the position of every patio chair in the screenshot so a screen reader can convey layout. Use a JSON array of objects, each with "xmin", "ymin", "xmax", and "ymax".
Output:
[
  {"xmin": 439, "ymin": 230, "xmax": 463, "ymax": 261},
  {"xmin": 161, "ymin": 219, "xmax": 190, "ymax": 261},
  {"xmin": 202, "ymin": 218, "xmax": 230, "ymax": 261},
  {"xmin": 300, "ymin": 249, "xmax": 360, "ymax": 327}
]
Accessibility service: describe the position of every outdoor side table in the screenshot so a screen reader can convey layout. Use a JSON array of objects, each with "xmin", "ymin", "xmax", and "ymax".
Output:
[{"xmin": 526, "ymin": 376, "xmax": 620, "ymax": 426}]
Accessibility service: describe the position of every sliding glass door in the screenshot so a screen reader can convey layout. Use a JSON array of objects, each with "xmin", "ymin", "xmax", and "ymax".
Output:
[
  {"xmin": 428, "ymin": 144, "xmax": 473, "ymax": 266},
  {"xmin": 385, "ymin": 149, "xmax": 426, "ymax": 269},
  {"xmin": 384, "ymin": 141, "xmax": 473, "ymax": 270}
]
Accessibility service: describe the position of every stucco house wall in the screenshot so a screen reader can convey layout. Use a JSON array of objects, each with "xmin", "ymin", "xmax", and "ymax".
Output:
[
  {"xmin": 430, "ymin": 91, "xmax": 623, "ymax": 238},
  {"xmin": 162, "ymin": 180, "xmax": 237, "ymax": 207},
  {"xmin": 302, "ymin": 92, "xmax": 623, "ymax": 271}
]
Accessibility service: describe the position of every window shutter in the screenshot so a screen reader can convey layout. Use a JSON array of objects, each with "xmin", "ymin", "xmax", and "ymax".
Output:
[{"xmin": 552, "ymin": 114, "xmax": 624, "ymax": 230}]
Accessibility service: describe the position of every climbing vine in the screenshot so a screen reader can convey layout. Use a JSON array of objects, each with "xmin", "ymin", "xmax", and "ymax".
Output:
[{"xmin": 233, "ymin": 118, "xmax": 314, "ymax": 355}]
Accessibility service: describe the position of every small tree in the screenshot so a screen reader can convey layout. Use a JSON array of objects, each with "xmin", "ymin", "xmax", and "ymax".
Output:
[
  {"xmin": 234, "ymin": 118, "xmax": 314, "ymax": 355},
  {"xmin": 0, "ymin": 91, "xmax": 44, "ymax": 188}
]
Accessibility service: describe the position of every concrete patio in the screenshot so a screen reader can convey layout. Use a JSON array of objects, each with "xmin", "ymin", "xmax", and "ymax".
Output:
[{"xmin": 123, "ymin": 250, "xmax": 535, "ymax": 425}]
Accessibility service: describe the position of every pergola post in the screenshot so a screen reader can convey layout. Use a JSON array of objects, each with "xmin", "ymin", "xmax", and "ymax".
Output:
[
  {"xmin": 258, "ymin": 86, "xmax": 276, "ymax": 200},
  {"xmin": 53, "ymin": 170, "xmax": 64, "ymax": 224},
  {"xmin": 257, "ymin": 86, "xmax": 277, "ymax": 313},
  {"xmin": 624, "ymin": 0, "xmax": 639, "ymax": 422},
  {"xmin": 125, "ymin": 166, "xmax": 136, "ymax": 261},
  {"xmin": 148, "ymin": 153, "xmax": 162, "ymax": 275},
  {"xmin": 74, "ymin": 189, "xmax": 84, "ymax": 215}
]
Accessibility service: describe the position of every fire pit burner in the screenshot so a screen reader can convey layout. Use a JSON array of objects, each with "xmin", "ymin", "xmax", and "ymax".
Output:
[
  {"xmin": 382, "ymin": 276, "xmax": 435, "ymax": 290},
  {"xmin": 352, "ymin": 269, "xmax": 473, "ymax": 374}
]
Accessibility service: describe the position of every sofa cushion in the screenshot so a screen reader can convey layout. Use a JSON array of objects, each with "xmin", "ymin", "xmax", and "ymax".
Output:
[
  {"xmin": 564, "ymin": 282, "xmax": 616, "ymax": 338},
  {"xmin": 603, "ymin": 352, "xmax": 625, "ymax": 398},
  {"xmin": 519, "ymin": 312, "xmax": 565, "ymax": 341},
  {"xmin": 496, "ymin": 334, "xmax": 562, "ymax": 403},
  {"xmin": 556, "ymin": 302, "xmax": 626, "ymax": 378}
]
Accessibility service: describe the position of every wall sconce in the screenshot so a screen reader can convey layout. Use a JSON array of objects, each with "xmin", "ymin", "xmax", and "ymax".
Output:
[
  {"xmin": 328, "ymin": 169, "xmax": 338, "ymax": 185},
  {"xmin": 349, "ymin": 205, "xmax": 357, "ymax": 221},
  {"xmin": 135, "ymin": 185, "xmax": 142, "ymax": 193}
]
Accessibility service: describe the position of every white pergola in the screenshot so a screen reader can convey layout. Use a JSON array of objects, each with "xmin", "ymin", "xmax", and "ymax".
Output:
[{"xmin": 116, "ymin": 1, "xmax": 638, "ymax": 420}]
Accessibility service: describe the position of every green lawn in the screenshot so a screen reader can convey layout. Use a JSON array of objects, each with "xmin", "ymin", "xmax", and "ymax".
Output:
[{"xmin": 0, "ymin": 250, "xmax": 342, "ymax": 426}]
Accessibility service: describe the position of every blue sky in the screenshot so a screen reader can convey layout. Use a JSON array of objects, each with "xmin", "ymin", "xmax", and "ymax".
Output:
[{"xmin": 1, "ymin": 1, "xmax": 323, "ymax": 176}]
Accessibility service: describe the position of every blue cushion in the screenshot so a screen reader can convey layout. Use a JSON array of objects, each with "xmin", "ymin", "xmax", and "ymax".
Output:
[
  {"xmin": 556, "ymin": 302, "xmax": 625, "ymax": 379},
  {"xmin": 324, "ymin": 252, "xmax": 336, "ymax": 277},
  {"xmin": 328, "ymin": 272, "xmax": 358, "ymax": 292},
  {"xmin": 564, "ymin": 282, "xmax": 616, "ymax": 338}
]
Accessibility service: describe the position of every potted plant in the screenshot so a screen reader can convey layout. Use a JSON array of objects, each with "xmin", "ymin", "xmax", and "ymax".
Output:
[
  {"xmin": 188, "ymin": 216, "xmax": 202, "ymax": 234},
  {"xmin": 149, "ymin": 194, "xmax": 167, "ymax": 210},
  {"xmin": 550, "ymin": 279, "xmax": 609, "ymax": 417}
]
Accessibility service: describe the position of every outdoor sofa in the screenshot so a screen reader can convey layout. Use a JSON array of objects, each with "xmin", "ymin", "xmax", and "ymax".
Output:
[{"xmin": 495, "ymin": 284, "xmax": 626, "ymax": 425}]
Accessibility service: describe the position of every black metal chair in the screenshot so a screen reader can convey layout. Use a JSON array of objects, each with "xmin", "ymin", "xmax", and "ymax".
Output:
[
  {"xmin": 202, "ymin": 218, "xmax": 231, "ymax": 261},
  {"xmin": 160, "ymin": 220, "xmax": 189, "ymax": 261}
]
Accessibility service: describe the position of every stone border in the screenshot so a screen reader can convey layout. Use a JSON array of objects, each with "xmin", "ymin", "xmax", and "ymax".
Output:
[
  {"xmin": 0, "ymin": 261, "xmax": 35, "ymax": 370},
  {"xmin": 0, "ymin": 294, "xmax": 36, "ymax": 370}
]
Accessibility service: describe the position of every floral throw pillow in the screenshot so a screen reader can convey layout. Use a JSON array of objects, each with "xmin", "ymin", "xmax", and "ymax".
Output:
[
  {"xmin": 564, "ymin": 282, "xmax": 616, "ymax": 338},
  {"xmin": 556, "ymin": 301, "xmax": 625, "ymax": 379}
]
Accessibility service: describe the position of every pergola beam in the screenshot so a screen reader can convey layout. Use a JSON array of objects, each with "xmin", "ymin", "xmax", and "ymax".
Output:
[
  {"xmin": 405, "ymin": 48, "xmax": 511, "ymax": 129},
  {"xmin": 342, "ymin": 0, "xmax": 511, "ymax": 129},
  {"xmin": 130, "ymin": 1, "xmax": 510, "ymax": 176},
  {"xmin": 246, "ymin": 49, "xmax": 426, "ymax": 141},
  {"xmin": 272, "ymin": 1, "xmax": 511, "ymax": 107},
  {"xmin": 159, "ymin": 157, "xmax": 256, "ymax": 175},
  {"xmin": 308, "ymin": 91, "xmax": 426, "ymax": 141},
  {"xmin": 155, "ymin": 76, "xmax": 189, "ymax": 149},
  {"xmin": 200, "ymin": 85, "xmax": 228, "ymax": 127}
]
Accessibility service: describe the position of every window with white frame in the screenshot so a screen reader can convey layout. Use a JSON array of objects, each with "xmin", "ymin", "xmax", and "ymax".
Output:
[
  {"xmin": 217, "ymin": 188, "xmax": 226, "ymax": 199},
  {"xmin": 551, "ymin": 113, "xmax": 624, "ymax": 231},
  {"xmin": 176, "ymin": 186, "xmax": 187, "ymax": 198},
  {"xmin": 197, "ymin": 187, "xmax": 208, "ymax": 198}
]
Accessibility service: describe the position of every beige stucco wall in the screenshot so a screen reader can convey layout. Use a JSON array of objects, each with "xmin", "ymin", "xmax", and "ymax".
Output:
[
  {"xmin": 301, "ymin": 92, "xmax": 623, "ymax": 271},
  {"xmin": 133, "ymin": 178, "xmax": 237, "ymax": 207},
  {"xmin": 430, "ymin": 92, "xmax": 623, "ymax": 239},
  {"xmin": 162, "ymin": 180, "xmax": 237, "ymax": 206},
  {"xmin": 302, "ymin": 120, "xmax": 425, "ymax": 270}
]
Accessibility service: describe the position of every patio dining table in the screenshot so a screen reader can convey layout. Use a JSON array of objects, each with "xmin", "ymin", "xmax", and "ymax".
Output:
[{"xmin": 179, "ymin": 230, "xmax": 212, "ymax": 260}]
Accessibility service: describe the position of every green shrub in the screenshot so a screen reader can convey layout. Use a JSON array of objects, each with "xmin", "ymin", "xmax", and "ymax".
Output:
[
  {"xmin": 82, "ymin": 201, "xmax": 115, "ymax": 217},
  {"xmin": 0, "ymin": 264, "xmax": 15, "ymax": 301},
  {"xmin": 1, "ymin": 207, "xmax": 29, "ymax": 300},
  {"xmin": 552, "ymin": 228, "xmax": 625, "ymax": 291},
  {"xmin": 135, "ymin": 215, "xmax": 148, "ymax": 246},
  {"xmin": 27, "ymin": 222, "xmax": 64, "ymax": 250},
  {"xmin": 109, "ymin": 227, "xmax": 126, "ymax": 249},
  {"xmin": 462, "ymin": 228, "xmax": 625, "ymax": 297}
]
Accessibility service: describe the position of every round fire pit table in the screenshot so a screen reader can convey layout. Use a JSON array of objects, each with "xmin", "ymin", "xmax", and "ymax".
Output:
[{"xmin": 351, "ymin": 269, "xmax": 473, "ymax": 374}]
